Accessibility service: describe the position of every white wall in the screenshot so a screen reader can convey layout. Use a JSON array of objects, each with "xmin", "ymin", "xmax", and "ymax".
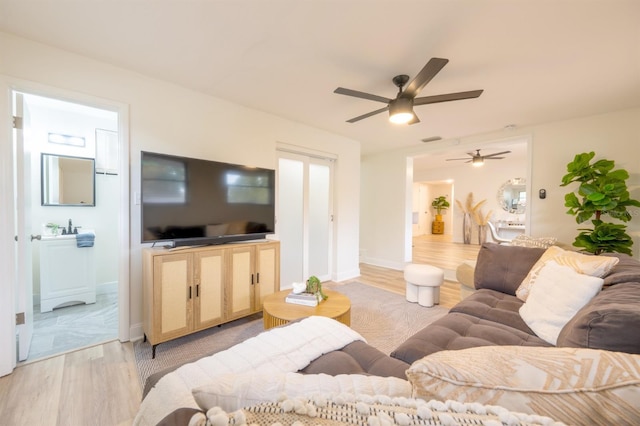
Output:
[
  {"xmin": 0, "ymin": 31, "xmax": 362, "ymax": 352},
  {"xmin": 361, "ymin": 108, "xmax": 640, "ymax": 269}
]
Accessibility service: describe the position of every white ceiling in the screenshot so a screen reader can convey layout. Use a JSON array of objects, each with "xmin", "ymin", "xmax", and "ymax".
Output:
[{"xmin": 1, "ymin": 0, "xmax": 638, "ymax": 158}]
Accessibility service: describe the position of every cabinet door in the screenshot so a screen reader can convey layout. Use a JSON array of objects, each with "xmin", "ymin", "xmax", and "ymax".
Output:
[
  {"xmin": 255, "ymin": 242, "xmax": 280, "ymax": 311},
  {"xmin": 153, "ymin": 253, "xmax": 193, "ymax": 342},
  {"xmin": 227, "ymin": 246, "xmax": 255, "ymax": 320},
  {"xmin": 193, "ymin": 249, "xmax": 225, "ymax": 330}
]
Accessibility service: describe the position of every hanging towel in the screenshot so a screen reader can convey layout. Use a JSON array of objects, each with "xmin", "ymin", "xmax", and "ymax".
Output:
[{"xmin": 76, "ymin": 232, "xmax": 95, "ymax": 248}]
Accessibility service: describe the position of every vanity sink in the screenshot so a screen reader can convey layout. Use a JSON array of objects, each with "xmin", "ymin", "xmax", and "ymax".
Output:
[
  {"xmin": 39, "ymin": 229, "xmax": 96, "ymax": 312},
  {"xmin": 41, "ymin": 228, "xmax": 94, "ymax": 240}
]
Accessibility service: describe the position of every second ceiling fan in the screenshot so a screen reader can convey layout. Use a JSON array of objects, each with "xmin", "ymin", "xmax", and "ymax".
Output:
[
  {"xmin": 334, "ymin": 57, "xmax": 483, "ymax": 124},
  {"xmin": 446, "ymin": 149, "xmax": 511, "ymax": 167}
]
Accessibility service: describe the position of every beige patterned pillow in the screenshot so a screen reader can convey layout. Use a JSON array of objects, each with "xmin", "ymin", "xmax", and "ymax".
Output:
[
  {"xmin": 510, "ymin": 234, "xmax": 557, "ymax": 248},
  {"xmin": 406, "ymin": 346, "xmax": 640, "ymax": 426},
  {"xmin": 516, "ymin": 245, "xmax": 618, "ymax": 301}
]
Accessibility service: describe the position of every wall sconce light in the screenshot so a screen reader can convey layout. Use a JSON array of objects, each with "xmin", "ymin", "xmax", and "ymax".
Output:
[{"xmin": 48, "ymin": 132, "xmax": 86, "ymax": 147}]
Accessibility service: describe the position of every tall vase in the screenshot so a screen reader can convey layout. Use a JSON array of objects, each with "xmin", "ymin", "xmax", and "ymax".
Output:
[
  {"xmin": 462, "ymin": 213, "xmax": 472, "ymax": 244},
  {"xmin": 478, "ymin": 224, "xmax": 487, "ymax": 245}
]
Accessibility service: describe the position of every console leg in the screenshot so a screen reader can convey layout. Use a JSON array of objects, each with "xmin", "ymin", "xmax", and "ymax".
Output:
[{"xmin": 152, "ymin": 344, "xmax": 158, "ymax": 359}]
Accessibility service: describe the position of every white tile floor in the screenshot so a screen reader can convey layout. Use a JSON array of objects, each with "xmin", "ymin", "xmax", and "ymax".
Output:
[{"xmin": 28, "ymin": 289, "xmax": 118, "ymax": 361}]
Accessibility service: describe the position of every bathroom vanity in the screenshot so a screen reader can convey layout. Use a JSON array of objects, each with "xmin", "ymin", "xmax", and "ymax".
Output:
[{"xmin": 39, "ymin": 231, "xmax": 96, "ymax": 312}]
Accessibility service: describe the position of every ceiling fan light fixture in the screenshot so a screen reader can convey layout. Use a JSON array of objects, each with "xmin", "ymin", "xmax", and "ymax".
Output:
[
  {"xmin": 472, "ymin": 157, "xmax": 484, "ymax": 167},
  {"xmin": 388, "ymin": 98, "xmax": 413, "ymax": 124}
]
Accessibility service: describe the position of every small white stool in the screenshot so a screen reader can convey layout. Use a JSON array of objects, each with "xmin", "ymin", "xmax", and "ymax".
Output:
[{"xmin": 404, "ymin": 263, "xmax": 444, "ymax": 307}]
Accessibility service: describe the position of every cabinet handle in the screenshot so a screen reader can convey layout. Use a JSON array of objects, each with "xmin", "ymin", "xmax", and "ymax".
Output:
[
  {"xmin": 196, "ymin": 284, "xmax": 200, "ymax": 297},
  {"xmin": 257, "ymin": 272, "xmax": 260, "ymax": 284},
  {"xmin": 188, "ymin": 286, "xmax": 192, "ymax": 300},
  {"xmin": 251, "ymin": 274, "xmax": 254, "ymax": 285}
]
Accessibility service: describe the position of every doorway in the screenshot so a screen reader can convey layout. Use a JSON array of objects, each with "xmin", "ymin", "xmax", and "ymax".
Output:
[
  {"xmin": 14, "ymin": 92, "xmax": 122, "ymax": 362},
  {"xmin": 277, "ymin": 149, "xmax": 334, "ymax": 288}
]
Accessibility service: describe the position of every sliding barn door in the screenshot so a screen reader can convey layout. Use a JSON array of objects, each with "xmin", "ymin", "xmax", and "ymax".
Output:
[{"xmin": 277, "ymin": 151, "xmax": 333, "ymax": 288}]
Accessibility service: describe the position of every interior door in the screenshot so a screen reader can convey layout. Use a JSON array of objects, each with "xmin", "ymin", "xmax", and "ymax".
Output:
[
  {"xmin": 13, "ymin": 92, "xmax": 34, "ymax": 361},
  {"xmin": 277, "ymin": 151, "xmax": 333, "ymax": 287}
]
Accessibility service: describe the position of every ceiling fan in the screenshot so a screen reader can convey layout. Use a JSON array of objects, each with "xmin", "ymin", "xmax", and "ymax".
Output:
[
  {"xmin": 446, "ymin": 149, "xmax": 511, "ymax": 167},
  {"xmin": 334, "ymin": 57, "xmax": 483, "ymax": 124}
]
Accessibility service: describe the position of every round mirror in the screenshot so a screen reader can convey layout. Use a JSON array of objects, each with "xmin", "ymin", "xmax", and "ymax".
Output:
[{"xmin": 497, "ymin": 178, "xmax": 526, "ymax": 214}]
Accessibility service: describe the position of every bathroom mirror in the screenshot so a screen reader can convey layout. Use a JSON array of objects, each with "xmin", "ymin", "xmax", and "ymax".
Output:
[
  {"xmin": 497, "ymin": 177, "xmax": 526, "ymax": 214},
  {"xmin": 41, "ymin": 153, "xmax": 95, "ymax": 206}
]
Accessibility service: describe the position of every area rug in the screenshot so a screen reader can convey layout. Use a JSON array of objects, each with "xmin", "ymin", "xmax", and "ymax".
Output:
[{"xmin": 133, "ymin": 282, "xmax": 448, "ymax": 387}]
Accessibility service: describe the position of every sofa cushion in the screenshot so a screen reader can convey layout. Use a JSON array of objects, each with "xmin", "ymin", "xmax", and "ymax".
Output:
[
  {"xmin": 450, "ymin": 289, "xmax": 535, "ymax": 334},
  {"xmin": 390, "ymin": 311, "xmax": 550, "ymax": 365},
  {"xmin": 473, "ymin": 243, "xmax": 545, "ymax": 295},
  {"xmin": 516, "ymin": 245, "xmax": 619, "ymax": 301},
  {"xmin": 602, "ymin": 253, "xmax": 640, "ymax": 287},
  {"xmin": 299, "ymin": 340, "xmax": 409, "ymax": 379},
  {"xmin": 557, "ymin": 282, "xmax": 640, "ymax": 354},
  {"xmin": 406, "ymin": 345, "xmax": 640, "ymax": 426},
  {"xmin": 519, "ymin": 260, "xmax": 604, "ymax": 345}
]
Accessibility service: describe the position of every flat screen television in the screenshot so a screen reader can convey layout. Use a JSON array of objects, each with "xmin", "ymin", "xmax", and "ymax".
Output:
[{"xmin": 141, "ymin": 151, "xmax": 275, "ymax": 247}]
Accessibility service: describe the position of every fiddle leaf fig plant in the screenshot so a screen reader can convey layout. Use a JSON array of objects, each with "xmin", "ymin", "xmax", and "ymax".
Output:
[
  {"xmin": 431, "ymin": 195, "xmax": 450, "ymax": 215},
  {"xmin": 560, "ymin": 151, "xmax": 640, "ymax": 255}
]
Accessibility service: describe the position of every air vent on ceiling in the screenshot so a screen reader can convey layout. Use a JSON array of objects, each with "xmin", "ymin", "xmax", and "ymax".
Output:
[{"xmin": 421, "ymin": 136, "xmax": 442, "ymax": 143}]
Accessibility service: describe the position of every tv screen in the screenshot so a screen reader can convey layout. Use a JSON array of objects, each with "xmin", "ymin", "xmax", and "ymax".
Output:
[{"xmin": 141, "ymin": 151, "xmax": 275, "ymax": 247}]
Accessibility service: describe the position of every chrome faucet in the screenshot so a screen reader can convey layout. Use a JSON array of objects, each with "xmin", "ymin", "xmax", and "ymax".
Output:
[{"xmin": 68, "ymin": 219, "xmax": 73, "ymax": 235}]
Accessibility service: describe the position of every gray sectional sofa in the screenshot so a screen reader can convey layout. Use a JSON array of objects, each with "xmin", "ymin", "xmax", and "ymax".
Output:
[{"xmin": 142, "ymin": 242, "xmax": 640, "ymax": 425}]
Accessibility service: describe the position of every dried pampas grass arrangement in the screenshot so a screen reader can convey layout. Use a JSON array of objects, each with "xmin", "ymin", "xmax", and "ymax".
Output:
[{"xmin": 456, "ymin": 193, "xmax": 491, "ymax": 223}]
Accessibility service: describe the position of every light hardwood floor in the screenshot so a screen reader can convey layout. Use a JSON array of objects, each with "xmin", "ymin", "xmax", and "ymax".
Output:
[
  {"xmin": 346, "ymin": 234, "xmax": 480, "ymax": 309},
  {"xmin": 0, "ymin": 235, "xmax": 480, "ymax": 424},
  {"xmin": 0, "ymin": 340, "xmax": 141, "ymax": 425}
]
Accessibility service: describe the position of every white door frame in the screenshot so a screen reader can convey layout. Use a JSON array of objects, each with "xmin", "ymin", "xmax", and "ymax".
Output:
[{"xmin": 0, "ymin": 78, "xmax": 130, "ymax": 376}]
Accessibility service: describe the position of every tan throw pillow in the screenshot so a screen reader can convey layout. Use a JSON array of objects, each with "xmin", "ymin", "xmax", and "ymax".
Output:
[
  {"xmin": 406, "ymin": 346, "xmax": 640, "ymax": 426},
  {"xmin": 510, "ymin": 234, "xmax": 557, "ymax": 248},
  {"xmin": 516, "ymin": 245, "xmax": 618, "ymax": 301},
  {"xmin": 519, "ymin": 260, "xmax": 603, "ymax": 345}
]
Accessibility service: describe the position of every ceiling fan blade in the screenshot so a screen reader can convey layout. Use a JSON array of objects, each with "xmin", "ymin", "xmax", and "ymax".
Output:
[
  {"xmin": 346, "ymin": 106, "xmax": 389, "ymax": 123},
  {"xmin": 334, "ymin": 87, "xmax": 391, "ymax": 104},
  {"xmin": 401, "ymin": 58, "xmax": 449, "ymax": 99},
  {"xmin": 413, "ymin": 90, "xmax": 484, "ymax": 106},
  {"xmin": 445, "ymin": 157, "xmax": 471, "ymax": 161},
  {"xmin": 483, "ymin": 150, "xmax": 512, "ymax": 158},
  {"xmin": 485, "ymin": 157, "xmax": 506, "ymax": 160}
]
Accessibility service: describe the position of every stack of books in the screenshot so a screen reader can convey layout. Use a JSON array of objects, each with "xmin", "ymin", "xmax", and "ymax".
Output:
[{"xmin": 285, "ymin": 292, "xmax": 318, "ymax": 307}]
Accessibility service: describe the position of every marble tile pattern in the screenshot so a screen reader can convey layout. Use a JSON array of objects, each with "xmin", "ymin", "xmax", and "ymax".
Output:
[{"xmin": 28, "ymin": 289, "xmax": 118, "ymax": 361}]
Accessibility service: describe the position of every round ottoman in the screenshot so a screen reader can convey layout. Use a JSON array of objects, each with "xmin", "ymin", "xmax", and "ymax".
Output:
[{"xmin": 404, "ymin": 263, "xmax": 444, "ymax": 307}]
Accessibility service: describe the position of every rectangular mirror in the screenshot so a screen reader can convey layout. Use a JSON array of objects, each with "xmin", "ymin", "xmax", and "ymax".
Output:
[{"xmin": 41, "ymin": 153, "xmax": 96, "ymax": 206}]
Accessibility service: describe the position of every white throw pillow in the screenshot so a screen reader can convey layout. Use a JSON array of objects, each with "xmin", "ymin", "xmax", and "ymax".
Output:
[
  {"xmin": 516, "ymin": 245, "xmax": 618, "ymax": 301},
  {"xmin": 519, "ymin": 260, "xmax": 603, "ymax": 345},
  {"xmin": 192, "ymin": 372, "xmax": 411, "ymax": 412}
]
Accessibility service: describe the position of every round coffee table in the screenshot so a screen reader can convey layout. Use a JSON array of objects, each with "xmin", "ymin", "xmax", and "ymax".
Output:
[{"xmin": 262, "ymin": 289, "xmax": 351, "ymax": 329}]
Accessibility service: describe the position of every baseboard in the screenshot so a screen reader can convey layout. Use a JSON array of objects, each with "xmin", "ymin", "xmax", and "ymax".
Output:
[
  {"xmin": 97, "ymin": 281, "xmax": 118, "ymax": 295},
  {"xmin": 129, "ymin": 322, "xmax": 144, "ymax": 342},
  {"xmin": 360, "ymin": 256, "xmax": 405, "ymax": 271},
  {"xmin": 333, "ymin": 267, "xmax": 361, "ymax": 282}
]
